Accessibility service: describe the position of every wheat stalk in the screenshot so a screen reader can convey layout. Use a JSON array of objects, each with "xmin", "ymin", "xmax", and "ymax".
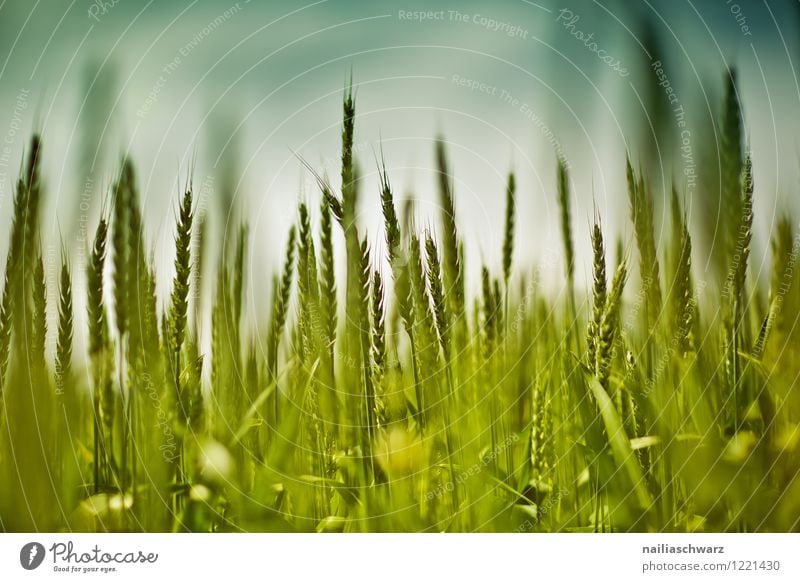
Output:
[
  {"xmin": 31, "ymin": 247, "xmax": 47, "ymax": 368},
  {"xmin": 270, "ymin": 225, "xmax": 296, "ymax": 379},
  {"xmin": 721, "ymin": 68, "xmax": 744, "ymax": 268},
  {"xmin": 669, "ymin": 191, "xmax": 694, "ymax": 355},
  {"xmin": 587, "ymin": 222, "xmax": 607, "ymax": 371},
  {"xmin": 55, "ymin": 258, "xmax": 73, "ymax": 394},
  {"xmin": 425, "ymin": 233, "xmax": 449, "ymax": 363},
  {"xmin": 319, "ymin": 194, "xmax": 337, "ymax": 353},
  {"xmin": 112, "ymin": 162, "xmax": 132, "ymax": 340},
  {"xmin": 435, "ymin": 140, "xmax": 464, "ymax": 321},
  {"xmin": 557, "ymin": 157, "xmax": 575, "ymax": 291},
  {"xmin": 358, "ymin": 237, "xmax": 376, "ymax": 445},
  {"xmin": 370, "ymin": 269, "xmax": 387, "ymax": 430},
  {"xmin": 626, "ymin": 158, "xmax": 662, "ymax": 332},
  {"xmin": 169, "ymin": 186, "xmax": 194, "ymax": 377},
  {"xmin": 502, "ymin": 172, "xmax": 516, "ymax": 286},
  {"xmin": 596, "ymin": 260, "xmax": 628, "ymax": 390}
]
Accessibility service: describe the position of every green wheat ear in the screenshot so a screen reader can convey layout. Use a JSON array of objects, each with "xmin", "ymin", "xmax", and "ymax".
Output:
[
  {"xmin": 379, "ymin": 159, "xmax": 401, "ymax": 263},
  {"xmin": 626, "ymin": 157, "xmax": 661, "ymax": 332},
  {"xmin": 358, "ymin": 236, "xmax": 376, "ymax": 443},
  {"xmin": 721, "ymin": 67, "xmax": 744, "ymax": 270},
  {"xmin": 341, "ymin": 80, "xmax": 356, "ymax": 201},
  {"xmin": 379, "ymin": 163, "xmax": 414, "ymax": 336},
  {"xmin": 55, "ymin": 257, "xmax": 74, "ymax": 394},
  {"xmin": 297, "ymin": 202, "xmax": 321, "ymax": 359},
  {"xmin": 669, "ymin": 190, "xmax": 694, "ymax": 355},
  {"xmin": 232, "ymin": 224, "xmax": 248, "ymax": 335},
  {"xmin": 0, "ymin": 269, "xmax": 12, "ymax": 399},
  {"xmin": 730, "ymin": 154, "xmax": 753, "ymax": 318},
  {"xmin": 481, "ymin": 266, "xmax": 498, "ymax": 360},
  {"xmin": 556, "ymin": 157, "xmax": 575, "ymax": 291},
  {"xmin": 407, "ymin": 231, "xmax": 437, "ymax": 421},
  {"xmin": 169, "ymin": 185, "xmax": 194, "ymax": 371},
  {"xmin": 112, "ymin": 161, "xmax": 132, "ymax": 339},
  {"xmin": 492, "ymin": 276, "xmax": 503, "ymax": 336},
  {"xmin": 2, "ymin": 136, "xmax": 44, "ymax": 348},
  {"xmin": 340, "ymin": 86, "xmax": 363, "ymax": 415},
  {"xmin": 319, "ymin": 194, "xmax": 337, "ymax": 351},
  {"xmin": 167, "ymin": 184, "xmax": 194, "ymax": 491},
  {"xmin": 22, "ymin": 135, "xmax": 44, "ymax": 276},
  {"xmin": 502, "ymin": 171, "xmax": 516, "ymax": 286},
  {"xmin": 86, "ymin": 213, "xmax": 114, "ymax": 493},
  {"xmin": 192, "ymin": 210, "xmax": 207, "ymax": 321},
  {"xmin": 370, "ymin": 269, "xmax": 387, "ymax": 429},
  {"xmin": 425, "ymin": 233, "xmax": 448, "ymax": 361},
  {"xmin": 435, "ymin": 139, "xmax": 464, "ymax": 319},
  {"xmin": 596, "ymin": 260, "xmax": 628, "ymax": 390},
  {"xmin": 531, "ymin": 381, "xmax": 553, "ymax": 487},
  {"xmin": 31, "ymin": 246, "xmax": 47, "ymax": 367},
  {"xmin": 270, "ymin": 225, "xmax": 296, "ymax": 377},
  {"xmin": 587, "ymin": 221, "xmax": 607, "ymax": 371},
  {"xmin": 87, "ymin": 218, "xmax": 109, "ymax": 357},
  {"xmin": 0, "ymin": 172, "xmax": 26, "ymax": 395}
]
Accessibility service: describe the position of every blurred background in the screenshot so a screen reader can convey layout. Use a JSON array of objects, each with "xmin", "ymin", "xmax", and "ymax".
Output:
[{"xmin": 0, "ymin": 0, "xmax": 798, "ymax": 342}]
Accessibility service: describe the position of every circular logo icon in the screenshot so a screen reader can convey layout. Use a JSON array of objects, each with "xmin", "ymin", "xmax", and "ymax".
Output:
[{"xmin": 20, "ymin": 542, "xmax": 46, "ymax": 570}]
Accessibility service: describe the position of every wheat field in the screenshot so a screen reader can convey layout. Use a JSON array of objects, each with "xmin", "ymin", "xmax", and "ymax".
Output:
[{"xmin": 0, "ymin": 73, "xmax": 798, "ymax": 533}]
